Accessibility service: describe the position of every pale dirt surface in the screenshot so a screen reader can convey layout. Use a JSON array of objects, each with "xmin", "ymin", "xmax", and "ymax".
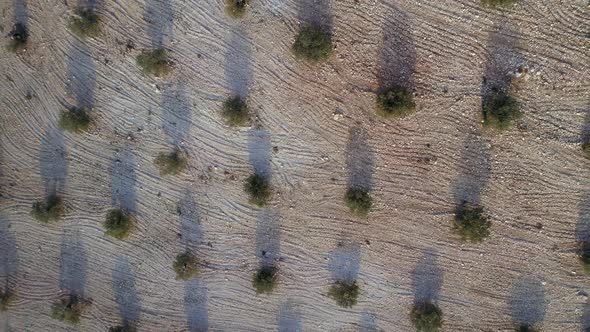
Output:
[{"xmin": 0, "ymin": 0, "xmax": 589, "ymax": 331}]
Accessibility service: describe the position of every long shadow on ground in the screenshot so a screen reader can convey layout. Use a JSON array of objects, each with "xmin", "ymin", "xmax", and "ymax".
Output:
[
  {"xmin": 67, "ymin": 39, "xmax": 96, "ymax": 109},
  {"xmin": 297, "ymin": 0, "xmax": 332, "ymax": 31},
  {"xmin": 277, "ymin": 302, "xmax": 301, "ymax": 332},
  {"xmin": 59, "ymin": 229, "xmax": 87, "ymax": 297},
  {"xmin": 184, "ymin": 278, "xmax": 208, "ymax": 332},
  {"xmin": 411, "ymin": 249, "xmax": 443, "ymax": 305},
  {"xmin": 113, "ymin": 257, "xmax": 141, "ymax": 326},
  {"xmin": 248, "ymin": 129, "xmax": 272, "ymax": 178},
  {"xmin": 346, "ymin": 126, "xmax": 373, "ymax": 192},
  {"xmin": 359, "ymin": 310, "xmax": 380, "ymax": 332},
  {"xmin": 111, "ymin": 144, "xmax": 136, "ymax": 213},
  {"xmin": 178, "ymin": 190, "xmax": 202, "ymax": 250},
  {"xmin": 144, "ymin": 0, "xmax": 173, "ymax": 49},
  {"xmin": 224, "ymin": 29, "xmax": 252, "ymax": 98},
  {"xmin": 0, "ymin": 216, "xmax": 17, "ymax": 291},
  {"xmin": 509, "ymin": 276, "xmax": 546, "ymax": 329},
  {"xmin": 481, "ymin": 19, "xmax": 523, "ymax": 101},
  {"xmin": 39, "ymin": 128, "xmax": 68, "ymax": 197},
  {"xmin": 256, "ymin": 209, "xmax": 281, "ymax": 267},
  {"xmin": 13, "ymin": 0, "xmax": 28, "ymax": 27},
  {"xmin": 162, "ymin": 82, "xmax": 192, "ymax": 147},
  {"xmin": 378, "ymin": 4, "xmax": 415, "ymax": 91},
  {"xmin": 328, "ymin": 240, "xmax": 360, "ymax": 284},
  {"xmin": 451, "ymin": 134, "xmax": 491, "ymax": 206}
]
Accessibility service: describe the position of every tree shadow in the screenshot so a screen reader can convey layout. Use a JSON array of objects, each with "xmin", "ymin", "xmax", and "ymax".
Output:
[
  {"xmin": 112, "ymin": 257, "xmax": 141, "ymax": 326},
  {"xmin": 582, "ymin": 110, "xmax": 590, "ymax": 147},
  {"xmin": 412, "ymin": 249, "xmax": 443, "ymax": 305},
  {"xmin": 184, "ymin": 278, "xmax": 208, "ymax": 332},
  {"xmin": 67, "ymin": 39, "xmax": 96, "ymax": 109},
  {"xmin": 77, "ymin": 0, "xmax": 100, "ymax": 10},
  {"xmin": 481, "ymin": 19, "xmax": 523, "ymax": 97},
  {"xmin": 377, "ymin": 4, "xmax": 416, "ymax": 91},
  {"xmin": 576, "ymin": 191, "xmax": 590, "ymax": 264},
  {"xmin": 39, "ymin": 127, "xmax": 68, "ymax": 197},
  {"xmin": 248, "ymin": 129, "xmax": 272, "ymax": 178},
  {"xmin": 256, "ymin": 209, "xmax": 281, "ymax": 267},
  {"xmin": 162, "ymin": 82, "xmax": 192, "ymax": 147},
  {"xmin": 111, "ymin": 144, "xmax": 136, "ymax": 213},
  {"xmin": 582, "ymin": 301, "xmax": 590, "ymax": 332},
  {"xmin": 359, "ymin": 310, "xmax": 380, "ymax": 332},
  {"xmin": 509, "ymin": 276, "xmax": 546, "ymax": 328},
  {"xmin": 451, "ymin": 134, "xmax": 491, "ymax": 206},
  {"xmin": 297, "ymin": 0, "xmax": 332, "ymax": 31},
  {"xmin": 13, "ymin": 0, "xmax": 28, "ymax": 27},
  {"xmin": 328, "ymin": 240, "xmax": 361, "ymax": 284},
  {"xmin": 59, "ymin": 228, "xmax": 87, "ymax": 297},
  {"xmin": 346, "ymin": 126, "xmax": 374, "ymax": 191},
  {"xmin": 277, "ymin": 302, "xmax": 301, "ymax": 332},
  {"xmin": 0, "ymin": 216, "xmax": 17, "ymax": 291},
  {"xmin": 144, "ymin": 0, "xmax": 173, "ymax": 49},
  {"xmin": 224, "ymin": 29, "xmax": 252, "ymax": 98},
  {"xmin": 178, "ymin": 190, "xmax": 202, "ymax": 251}
]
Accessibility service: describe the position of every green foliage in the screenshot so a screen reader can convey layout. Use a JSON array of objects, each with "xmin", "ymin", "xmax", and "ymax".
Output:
[
  {"xmin": 582, "ymin": 141, "xmax": 590, "ymax": 159},
  {"xmin": 411, "ymin": 301, "xmax": 443, "ymax": 332},
  {"xmin": 104, "ymin": 208, "xmax": 133, "ymax": 240},
  {"xmin": 173, "ymin": 252, "xmax": 200, "ymax": 280},
  {"xmin": 244, "ymin": 173, "xmax": 272, "ymax": 207},
  {"xmin": 69, "ymin": 8, "xmax": 100, "ymax": 38},
  {"xmin": 0, "ymin": 289, "xmax": 15, "ymax": 312},
  {"xmin": 109, "ymin": 324, "xmax": 137, "ymax": 332},
  {"xmin": 292, "ymin": 25, "xmax": 332, "ymax": 62},
  {"xmin": 6, "ymin": 23, "xmax": 28, "ymax": 52},
  {"xmin": 453, "ymin": 203, "xmax": 491, "ymax": 243},
  {"xmin": 51, "ymin": 294, "xmax": 90, "ymax": 325},
  {"xmin": 579, "ymin": 243, "xmax": 590, "ymax": 274},
  {"xmin": 345, "ymin": 187, "xmax": 372, "ymax": 217},
  {"xmin": 154, "ymin": 149, "xmax": 188, "ymax": 176},
  {"xmin": 222, "ymin": 95, "xmax": 249, "ymax": 127},
  {"xmin": 482, "ymin": 0, "xmax": 518, "ymax": 7},
  {"xmin": 252, "ymin": 265, "xmax": 278, "ymax": 294},
  {"xmin": 482, "ymin": 90, "xmax": 521, "ymax": 130},
  {"xmin": 31, "ymin": 195, "xmax": 65, "ymax": 223},
  {"xmin": 59, "ymin": 107, "xmax": 91, "ymax": 133},
  {"xmin": 515, "ymin": 324, "xmax": 539, "ymax": 332},
  {"xmin": 136, "ymin": 49, "xmax": 173, "ymax": 77},
  {"xmin": 328, "ymin": 281, "xmax": 359, "ymax": 308},
  {"xmin": 225, "ymin": 0, "xmax": 250, "ymax": 18},
  {"xmin": 376, "ymin": 86, "xmax": 416, "ymax": 118}
]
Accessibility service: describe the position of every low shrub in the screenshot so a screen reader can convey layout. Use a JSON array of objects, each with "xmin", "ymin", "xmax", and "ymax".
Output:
[
  {"xmin": 252, "ymin": 265, "xmax": 278, "ymax": 294},
  {"xmin": 31, "ymin": 195, "xmax": 65, "ymax": 223},
  {"xmin": 411, "ymin": 301, "xmax": 443, "ymax": 332},
  {"xmin": 136, "ymin": 49, "xmax": 173, "ymax": 77},
  {"xmin": 453, "ymin": 203, "xmax": 491, "ymax": 243},
  {"xmin": 222, "ymin": 95, "xmax": 249, "ymax": 127},
  {"xmin": 173, "ymin": 252, "xmax": 200, "ymax": 280},
  {"xmin": 482, "ymin": 0, "xmax": 519, "ymax": 7},
  {"xmin": 482, "ymin": 90, "xmax": 521, "ymax": 130},
  {"xmin": 51, "ymin": 294, "xmax": 91, "ymax": 325},
  {"xmin": 292, "ymin": 24, "xmax": 332, "ymax": 62},
  {"xmin": 69, "ymin": 8, "xmax": 100, "ymax": 38},
  {"xmin": 59, "ymin": 107, "xmax": 91, "ymax": 133},
  {"xmin": 579, "ymin": 243, "xmax": 590, "ymax": 274},
  {"xmin": 104, "ymin": 208, "xmax": 133, "ymax": 240},
  {"xmin": 582, "ymin": 141, "xmax": 590, "ymax": 159},
  {"xmin": 0, "ymin": 289, "xmax": 15, "ymax": 312},
  {"xmin": 515, "ymin": 324, "xmax": 539, "ymax": 332},
  {"xmin": 345, "ymin": 187, "xmax": 372, "ymax": 217},
  {"xmin": 376, "ymin": 86, "xmax": 416, "ymax": 118},
  {"xmin": 7, "ymin": 23, "xmax": 28, "ymax": 52},
  {"xmin": 244, "ymin": 173, "xmax": 272, "ymax": 207},
  {"xmin": 328, "ymin": 280, "xmax": 359, "ymax": 308},
  {"xmin": 109, "ymin": 324, "xmax": 137, "ymax": 332},
  {"xmin": 154, "ymin": 148, "xmax": 188, "ymax": 175},
  {"xmin": 225, "ymin": 0, "xmax": 250, "ymax": 18}
]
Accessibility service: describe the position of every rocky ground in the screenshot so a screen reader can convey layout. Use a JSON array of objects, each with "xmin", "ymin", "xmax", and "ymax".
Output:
[{"xmin": 0, "ymin": 0, "xmax": 589, "ymax": 331}]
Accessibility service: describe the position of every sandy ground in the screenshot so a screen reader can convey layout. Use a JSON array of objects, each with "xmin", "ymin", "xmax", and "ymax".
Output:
[{"xmin": 0, "ymin": 0, "xmax": 589, "ymax": 331}]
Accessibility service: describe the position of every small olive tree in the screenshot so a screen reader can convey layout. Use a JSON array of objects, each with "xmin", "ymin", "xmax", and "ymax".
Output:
[
  {"xmin": 104, "ymin": 208, "xmax": 133, "ymax": 240},
  {"xmin": 292, "ymin": 25, "xmax": 332, "ymax": 62},
  {"xmin": 244, "ymin": 173, "xmax": 272, "ymax": 207},
  {"xmin": 482, "ymin": 90, "xmax": 521, "ymax": 130},
  {"xmin": 31, "ymin": 195, "xmax": 65, "ymax": 223},
  {"xmin": 376, "ymin": 86, "xmax": 416, "ymax": 118},
  {"xmin": 252, "ymin": 265, "xmax": 278, "ymax": 294},
  {"xmin": 173, "ymin": 252, "xmax": 200, "ymax": 280},
  {"xmin": 69, "ymin": 8, "xmax": 100, "ymax": 38},
  {"xmin": 7, "ymin": 23, "xmax": 28, "ymax": 52},
  {"xmin": 225, "ymin": 0, "xmax": 250, "ymax": 18},
  {"xmin": 453, "ymin": 203, "xmax": 491, "ymax": 243},
  {"xmin": 51, "ymin": 294, "xmax": 91, "ymax": 325},
  {"xmin": 222, "ymin": 95, "xmax": 249, "ymax": 127},
  {"xmin": 137, "ymin": 49, "xmax": 173, "ymax": 77},
  {"xmin": 59, "ymin": 107, "xmax": 91, "ymax": 133},
  {"xmin": 328, "ymin": 280, "xmax": 359, "ymax": 308},
  {"xmin": 0, "ymin": 289, "xmax": 15, "ymax": 312},
  {"xmin": 411, "ymin": 301, "xmax": 443, "ymax": 332},
  {"xmin": 154, "ymin": 148, "xmax": 188, "ymax": 175},
  {"xmin": 345, "ymin": 188, "xmax": 372, "ymax": 217}
]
